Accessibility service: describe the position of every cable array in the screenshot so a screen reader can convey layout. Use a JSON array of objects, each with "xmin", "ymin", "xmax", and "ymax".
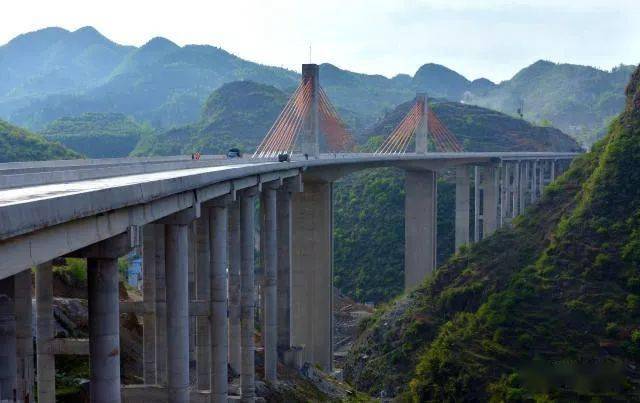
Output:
[
  {"xmin": 253, "ymin": 79, "xmax": 312, "ymax": 158},
  {"xmin": 253, "ymin": 80, "xmax": 354, "ymax": 158},
  {"xmin": 319, "ymin": 88, "xmax": 354, "ymax": 152},
  {"xmin": 375, "ymin": 99, "xmax": 463, "ymax": 154}
]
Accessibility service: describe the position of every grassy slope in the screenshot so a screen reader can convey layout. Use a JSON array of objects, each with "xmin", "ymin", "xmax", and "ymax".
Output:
[
  {"xmin": 345, "ymin": 65, "xmax": 640, "ymax": 400},
  {"xmin": 0, "ymin": 119, "xmax": 81, "ymax": 162}
]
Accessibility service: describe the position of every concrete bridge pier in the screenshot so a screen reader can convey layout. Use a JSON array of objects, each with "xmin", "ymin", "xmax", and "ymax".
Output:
[
  {"xmin": 36, "ymin": 262, "xmax": 55, "ymax": 403},
  {"xmin": 160, "ymin": 208, "xmax": 199, "ymax": 403},
  {"xmin": 228, "ymin": 202, "xmax": 242, "ymax": 375},
  {"xmin": 261, "ymin": 184, "xmax": 279, "ymax": 382},
  {"xmin": 483, "ymin": 166, "xmax": 498, "ymax": 238},
  {"xmin": 69, "ymin": 233, "xmax": 132, "ymax": 403},
  {"xmin": 0, "ymin": 276, "xmax": 16, "ymax": 402},
  {"xmin": 292, "ymin": 181, "xmax": 333, "ymax": 371},
  {"xmin": 142, "ymin": 226, "xmax": 157, "ymax": 385},
  {"xmin": 473, "ymin": 166, "xmax": 482, "ymax": 242},
  {"xmin": 538, "ymin": 160, "xmax": 545, "ymax": 197},
  {"xmin": 455, "ymin": 166, "xmax": 471, "ymax": 250},
  {"xmin": 14, "ymin": 269, "xmax": 33, "ymax": 403},
  {"xmin": 531, "ymin": 160, "xmax": 538, "ymax": 203},
  {"xmin": 404, "ymin": 170, "xmax": 437, "ymax": 289},
  {"xmin": 277, "ymin": 187, "xmax": 292, "ymax": 357},
  {"xmin": 500, "ymin": 163, "xmax": 510, "ymax": 227},
  {"xmin": 240, "ymin": 188, "xmax": 258, "ymax": 402},
  {"xmin": 195, "ymin": 210, "xmax": 211, "ymax": 392},
  {"xmin": 208, "ymin": 198, "xmax": 231, "ymax": 402}
]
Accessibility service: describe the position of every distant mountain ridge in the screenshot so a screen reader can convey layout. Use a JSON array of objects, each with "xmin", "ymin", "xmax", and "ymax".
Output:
[
  {"xmin": 0, "ymin": 26, "xmax": 633, "ymax": 146},
  {"xmin": 464, "ymin": 60, "xmax": 635, "ymax": 145}
]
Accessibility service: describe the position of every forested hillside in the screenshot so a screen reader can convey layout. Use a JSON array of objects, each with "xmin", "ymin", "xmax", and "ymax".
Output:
[
  {"xmin": 41, "ymin": 112, "xmax": 152, "ymax": 158},
  {"xmin": 344, "ymin": 64, "xmax": 640, "ymax": 401},
  {"xmin": 131, "ymin": 81, "xmax": 288, "ymax": 156},
  {"xmin": 0, "ymin": 119, "xmax": 81, "ymax": 162},
  {"xmin": 335, "ymin": 102, "xmax": 580, "ymax": 303},
  {"xmin": 465, "ymin": 60, "xmax": 635, "ymax": 146}
]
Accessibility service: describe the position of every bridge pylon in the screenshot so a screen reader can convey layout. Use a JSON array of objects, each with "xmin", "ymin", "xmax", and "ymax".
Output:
[
  {"xmin": 253, "ymin": 63, "xmax": 353, "ymax": 158},
  {"xmin": 376, "ymin": 93, "xmax": 463, "ymax": 154},
  {"xmin": 301, "ymin": 64, "xmax": 320, "ymax": 158},
  {"xmin": 415, "ymin": 93, "xmax": 429, "ymax": 154}
]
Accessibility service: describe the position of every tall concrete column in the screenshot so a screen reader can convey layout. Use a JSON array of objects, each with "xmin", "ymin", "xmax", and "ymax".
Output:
[
  {"xmin": 512, "ymin": 162, "xmax": 520, "ymax": 217},
  {"xmin": 228, "ymin": 202, "xmax": 241, "ymax": 375},
  {"xmin": 15, "ymin": 269, "xmax": 33, "ymax": 402},
  {"xmin": 415, "ymin": 94, "xmax": 429, "ymax": 154},
  {"xmin": 276, "ymin": 188, "xmax": 292, "ymax": 355},
  {"xmin": 531, "ymin": 160, "xmax": 538, "ymax": 203},
  {"xmin": 404, "ymin": 170, "xmax": 437, "ymax": 289},
  {"xmin": 36, "ymin": 262, "xmax": 55, "ymax": 403},
  {"xmin": 209, "ymin": 201, "xmax": 230, "ymax": 403},
  {"xmin": 551, "ymin": 159, "xmax": 556, "ymax": 182},
  {"xmin": 483, "ymin": 166, "xmax": 498, "ymax": 237},
  {"xmin": 473, "ymin": 166, "xmax": 481, "ymax": 242},
  {"xmin": 455, "ymin": 166, "xmax": 470, "ymax": 250},
  {"xmin": 153, "ymin": 224, "xmax": 168, "ymax": 385},
  {"xmin": 195, "ymin": 211, "xmax": 211, "ymax": 391},
  {"xmin": 87, "ymin": 254, "xmax": 122, "ymax": 403},
  {"xmin": 262, "ymin": 187, "xmax": 278, "ymax": 382},
  {"xmin": 68, "ymin": 233, "xmax": 131, "ymax": 403},
  {"xmin": 165, "ymin": 223, "xmax": 191, "ymax": 403},
  {"xmin": 291, "ymin": 181, "xmax": 333, "ymax": 371},
  {"xmin": 142, "ymin": 225, "xmax": 157, "ymax": 385},
  {"xmin": 538, "ymin": 160, "xmax": 545, "ymax": 196},
  {"xmin": 518, "ymin": 161, "xmax": 526, "ymax": 214},
  {"xmin": 0, "ymin": 276, "xmax": 16, "ymax": 402},
  {"xmin": 240, "ymin": 189, "xmax": 258, "ymax": 401},
  {"xmin": 500, "ymin": 163, "xmax": 509, "ymax": 227},
  {"xmin": 301, "ymin": 64, "xmax": 319, "ymax": 158}
]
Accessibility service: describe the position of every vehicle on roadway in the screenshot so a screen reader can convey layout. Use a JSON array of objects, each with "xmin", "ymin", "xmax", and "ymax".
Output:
[{"xmin": 227, "ymin": 148, "xmax": 241, "ymax": 158}]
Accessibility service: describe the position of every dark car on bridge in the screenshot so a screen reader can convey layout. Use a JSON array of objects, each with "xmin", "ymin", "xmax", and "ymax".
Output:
[{"xmin": 227, "ymin": 148, "xmax": 242, "ymax": 158}]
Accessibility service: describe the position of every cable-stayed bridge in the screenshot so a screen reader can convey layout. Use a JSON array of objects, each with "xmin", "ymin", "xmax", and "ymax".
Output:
[{"xmin": 0, "ymin": 64, "xmax": 578, "ymax": 403}]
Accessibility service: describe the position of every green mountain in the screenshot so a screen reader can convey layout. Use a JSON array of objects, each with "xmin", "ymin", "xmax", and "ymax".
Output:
[
  {"xmin": 335, "ymin": 104, "xmax": 580, "ymax": 303},
  {"xmin": 131, "ymin": 81, "xmax": 288, "ymax": 156},
  {"xmin": 466, "ymin": 60, "xmax": 636, "ymax": 146},
  {"xmin": 344, "ymin": 64, "xmax": 640, "ymax": 400},
  {"xmin": 363, "ymin": 98, "xmax": 582, "ymax": 151},
  {"xmin": 40, "ymin": 112, "xmax": 153, "ymax": 158},
  {"xmin": 0, "ymin": 119, "xmax": 81, "ymax": 162},
  {"xmin": 0, "ymin": 26, "xmax": 133, "ymax": 100},
  {"xmin": 2, "ymin": 29, "xmax": 298, "ymax": 130},
  {"xmin": 0, "ymin": 27, "xmax": 631, "ymax": 147}
]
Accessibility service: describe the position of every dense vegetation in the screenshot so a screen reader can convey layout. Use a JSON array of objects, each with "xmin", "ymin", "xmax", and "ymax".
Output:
[
  {"xmin": 344, "ymin": 64, "xmax": 640, "ymax": 401},
  {"xmin": 41, "ymin": 112, "xmax": 152, "ymax": 157},
  {"xmin": 0, "ymin": 27, "xmax": 632, "ymax": 146},
  {"xmin": 0, "ymin": 119, "xmax": 80, "ymax": 162},
  {"xmin": 465, "ymin": 60, "xmax": 635, "ymax": 146},
  {"xmin": 131, "ymin": 81, "xmax": 288, "ymax": 156},
  {"xmin": 334, "ymin": 103, "xmax": 579, "ymax": 304}
]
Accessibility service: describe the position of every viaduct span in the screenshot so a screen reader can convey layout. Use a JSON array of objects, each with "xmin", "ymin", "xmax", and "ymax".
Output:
[
  {"xmin": 0, "ymin": 151, "xmax": 575, "ymax": 402},
  {"xmin": 0, "ymin": 64, "xmax": 578, "ymax": 402}
]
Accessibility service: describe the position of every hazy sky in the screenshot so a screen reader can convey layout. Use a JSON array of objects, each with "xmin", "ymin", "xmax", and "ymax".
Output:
[{"xmin": 2, "ymin": 0, "xmax": 639, "ymax": 82}]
